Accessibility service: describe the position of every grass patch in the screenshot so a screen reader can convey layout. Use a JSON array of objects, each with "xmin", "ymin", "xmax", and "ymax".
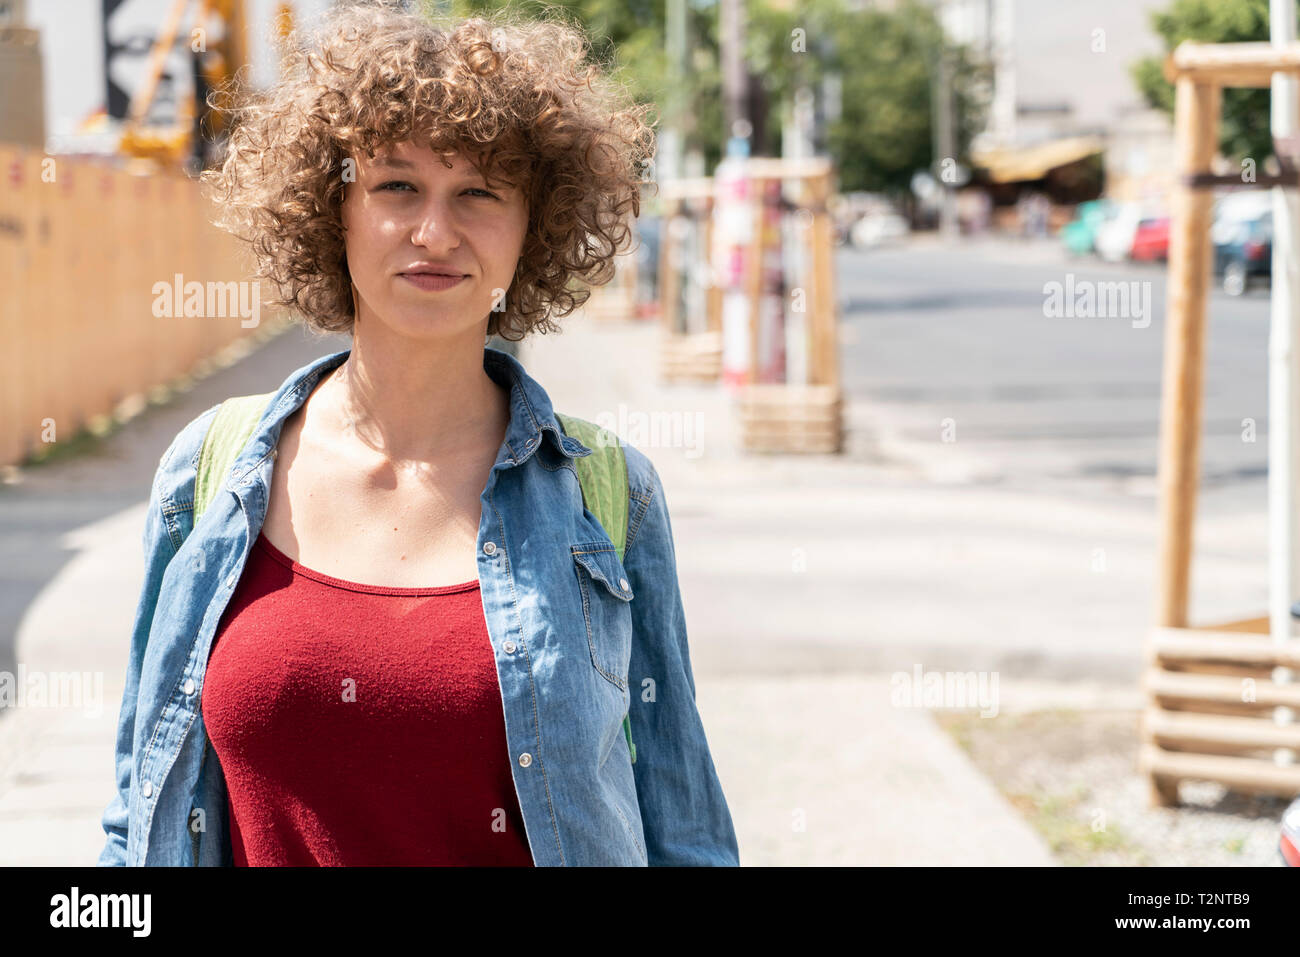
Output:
[
  {"xmin": 20, "ymin": 425, "xmax": 109, "ymax": 468},
  {"xmin": 934, "ymin": 709, "xmax": 1149, "ymax": 865}
]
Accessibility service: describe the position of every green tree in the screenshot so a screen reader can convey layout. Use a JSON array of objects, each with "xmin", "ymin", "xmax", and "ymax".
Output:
[
  {"xmin": 417, "ymin": 0, "xmax": 987, "ymax": 195},
  {"xmin": 418, "ymin": 0, "xmax": 701, "ymax": 170},
  {"xmin": 1132, "ymin": 0, "xmax": 1283, "ymax": 163},
  {"xmin": 748, "ymin": 0, "xmax": 988, "ymax": 195}
]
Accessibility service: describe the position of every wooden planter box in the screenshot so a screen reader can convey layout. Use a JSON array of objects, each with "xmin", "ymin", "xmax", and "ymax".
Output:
[
  {"xmin": 735, "ymin": 383, "xmax": 843, "ymax": 454},
  {"xmin": 659, "ymin": 330, "xmax": 723, "ymax": 384},
  {"xmin": 1140, "ymin": 616, "xmax": 1300, "ymax": 804}
]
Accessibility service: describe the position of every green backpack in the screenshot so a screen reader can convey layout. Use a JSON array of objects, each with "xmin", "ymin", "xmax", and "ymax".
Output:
[{"xmin": 192, "ymin": 392, "xmax": 636, "ymax": 763}]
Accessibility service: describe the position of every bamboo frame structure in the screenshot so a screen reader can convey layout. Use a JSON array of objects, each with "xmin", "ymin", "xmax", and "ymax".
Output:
[
  {"xmin": 656, "ymin": 177, "xmax": 722, "ymax": 383},
  {"xmin": 1143, "ymin": 40, "xmax": 1300, "ymax": 805},
  {"xmin": 718, "ymin": 157, "xmax": 843, "ymax": 453}
]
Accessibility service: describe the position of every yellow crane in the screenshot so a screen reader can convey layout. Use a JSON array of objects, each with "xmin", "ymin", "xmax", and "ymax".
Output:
[{"xmin": 119, "ymin": 0, "xmax": 295, "ymax": 168}]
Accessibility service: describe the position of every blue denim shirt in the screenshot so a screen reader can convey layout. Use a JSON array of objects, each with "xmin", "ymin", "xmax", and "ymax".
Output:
[{"xmin": 97, "ymin": 345, "xmax": 739, "ymax": 866}]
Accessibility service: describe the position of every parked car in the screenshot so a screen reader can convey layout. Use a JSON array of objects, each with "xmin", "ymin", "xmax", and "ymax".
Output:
[
  {"xmin": 1213, "ymin": 209, "xmax": 1271, "ymax": 296},
  {"xmin": 1094, "ymin": 202, "xmax": 1145, "ymax": 262},
  {"xmin": 1130, "ymin": 216, "xmax": 1170, "ymax": 262},
  {"xmin": 1061, "ymin": 199, "xmax": 1113, "ymax": 256},
  {"xmin": 1211, "ymin": 190, "xmax": 1272, "ymax": 245},
  {"xmin": 1282, "ymin": 793, "xmax": 1300, "ymax": 866},
  {"xmin": 834, "ymin": 191, "xmax": 897, "ymax": 245},
  {"xmin": 850, "ymin": 210, "xmax": 910, "ymax": 249}
]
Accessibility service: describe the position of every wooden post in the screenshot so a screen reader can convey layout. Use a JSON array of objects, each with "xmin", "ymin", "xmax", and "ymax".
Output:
[
  {"xmin": 1149, "ymin": 77, "xmax": 1221, "ymax": 807},
  {"xmin": 657, "ymin": 196, "xmax": 678, "ymax": 336},
  {"xmin": 704, "ymin": 208, "xmax": 721, "ymax": 334},
  {"xmin": 809, "ymin": 169, "xmax": 838, "ymax": 391},
  {"xmin": 745, "ymin": 165, "xmax": 763, "ymax": 386},
  {"xmin": 1156, "ymin": 78, "xmax": 1221, "ymax": 631}
]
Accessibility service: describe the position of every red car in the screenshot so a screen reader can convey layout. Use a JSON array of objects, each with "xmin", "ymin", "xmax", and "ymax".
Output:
[{"xmin": 1130, "ymin": 217, "xmax": 1170, "ymax": 261}]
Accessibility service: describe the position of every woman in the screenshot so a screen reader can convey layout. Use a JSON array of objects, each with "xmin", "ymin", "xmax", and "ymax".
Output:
[{"xmin": 97, "ymin": 1, "xmax": 739, "ymax": 866}]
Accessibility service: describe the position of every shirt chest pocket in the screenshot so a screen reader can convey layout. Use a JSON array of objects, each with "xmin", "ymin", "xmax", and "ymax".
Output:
[{"xmin": 571, "ymin": 544, "xmax": 635, "ymax": 692}]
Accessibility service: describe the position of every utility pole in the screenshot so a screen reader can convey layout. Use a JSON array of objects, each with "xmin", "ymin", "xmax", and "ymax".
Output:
[
  {"xmin": 930, "ymin": 0, "xmax": 959, "ymax": 238},
  {"xmin": 720, "ymin": 0, "xmax": 751, "ymax": 157},
  {"xmin": 659, "ymin": 0, "xmax": 687, "ymax": 184}
]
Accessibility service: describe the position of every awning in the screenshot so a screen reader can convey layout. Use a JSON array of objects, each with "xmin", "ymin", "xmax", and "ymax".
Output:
[{"xmin": 972, "ymin": 136, "xmax": 1106, "ymax": 184}]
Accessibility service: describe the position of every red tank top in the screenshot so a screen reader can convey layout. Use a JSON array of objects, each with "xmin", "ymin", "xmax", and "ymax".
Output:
[{"xmin": 201, "ymin": 530, "xmax": 535, "ymax": 866}]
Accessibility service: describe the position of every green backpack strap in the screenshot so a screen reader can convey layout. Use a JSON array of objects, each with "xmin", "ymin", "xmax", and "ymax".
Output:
[
  {"xmin": 554, "ymin": 413, "xmax": 629, "ymax": 561},
  {"xmin": 194, "ymin": 392, "xmax": 278, "ymax": 523},
  {"xmin": 554, "ymin": 412, "xmax": 636, "ymax": 764}
]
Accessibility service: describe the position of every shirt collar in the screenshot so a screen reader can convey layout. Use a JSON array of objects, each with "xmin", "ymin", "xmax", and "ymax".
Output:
[
  {"xmin": 231, "ymin": 344, "xmax": 592, "ymax": 486},
  {"xmin": 482, "ymin": 345, "xmax": 594, "ymax": 466}
]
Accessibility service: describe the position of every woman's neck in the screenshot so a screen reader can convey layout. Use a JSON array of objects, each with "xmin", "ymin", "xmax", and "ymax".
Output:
[{"xmin": 321, "ymin": 329, "xmax": 512, "ymax": 467}]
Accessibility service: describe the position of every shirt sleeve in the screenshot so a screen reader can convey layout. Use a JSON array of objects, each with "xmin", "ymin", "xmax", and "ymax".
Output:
[
  {"xmin": 621, "ymin": 459, "xmax": 740, "ymax": 866},
  {"xmin": 97, "ymin": 442, "xmax": 182, "ymax": 866}
]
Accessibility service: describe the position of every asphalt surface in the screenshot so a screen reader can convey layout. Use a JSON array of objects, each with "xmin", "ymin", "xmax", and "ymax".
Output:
[{"xmin": 837, "ymin": 236, "xmax": 1272, "ymax": 508}]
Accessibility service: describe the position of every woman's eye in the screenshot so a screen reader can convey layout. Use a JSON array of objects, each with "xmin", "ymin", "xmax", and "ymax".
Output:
[{"xmin": 374, "ymin": 182, "xmax": 496, "ymax": 199}]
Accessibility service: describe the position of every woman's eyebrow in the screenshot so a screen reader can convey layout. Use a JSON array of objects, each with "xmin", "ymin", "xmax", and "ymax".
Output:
[{"xmin": 370, "ymin": 156, "xmax": 487, "ymax": 179}]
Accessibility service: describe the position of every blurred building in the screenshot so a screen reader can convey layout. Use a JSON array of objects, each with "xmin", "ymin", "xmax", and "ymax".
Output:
[
  {"xmin": 15, "ymin": 0, "xmax": 334, "ymax": 157},
  {"xmin": 0, "ymin": 0, "xmax": 45, "ymax": 148},
  {"xmin": 936, "ymin": 0, "xmax": 1176, "ymax": 216}
]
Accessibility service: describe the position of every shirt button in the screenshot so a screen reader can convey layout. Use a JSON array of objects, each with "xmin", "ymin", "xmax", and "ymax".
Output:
[
  {"xmin": 483, "ymin": 541, "xmax": 497, "ymax": 556},
  {"xmin": 518, "ymin": 752, "xmax": 532, "ymax": 767},
  {"xmin": 619, "ymin": 578, "xmax": 630, "ymax": 592},
  {"xmin": 503, "ymin": 640, "xmax": 516, "ymax": 654},
  {"xmin": 226, "ymin": 574, "xmax": 237, "ymax": 588},
  {"xmin": 183, "ymin": 679, "xmax": 195, "ymax": 695},
  {"xmin": 142, "ymin": 781, "xmax": 153, "ymax": 798}
]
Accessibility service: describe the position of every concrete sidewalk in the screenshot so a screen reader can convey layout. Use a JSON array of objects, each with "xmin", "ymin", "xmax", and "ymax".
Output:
[
  {"xmin": 521, "ymin": 314, "xmax": 1067, "ymax": 865},
  {"xmin": 0, "ymin": 316, "xmax": 1062, "ymax": 866}
]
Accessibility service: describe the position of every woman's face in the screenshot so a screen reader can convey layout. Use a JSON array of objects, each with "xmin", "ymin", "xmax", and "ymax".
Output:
[{"xmin": 340, "ymin": 138, "xmax": 529, "ymax": 340}]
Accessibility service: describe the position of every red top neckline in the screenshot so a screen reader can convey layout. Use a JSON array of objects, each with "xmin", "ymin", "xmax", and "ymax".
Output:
[{"xmin": 254, "ymin": 530, "xmax": 480, "ymax": 596}]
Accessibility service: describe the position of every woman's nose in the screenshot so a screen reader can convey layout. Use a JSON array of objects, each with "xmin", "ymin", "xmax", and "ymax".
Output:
[{"xmin": 410, "ymin": 199, "xmax": 462, "ymax": 250}]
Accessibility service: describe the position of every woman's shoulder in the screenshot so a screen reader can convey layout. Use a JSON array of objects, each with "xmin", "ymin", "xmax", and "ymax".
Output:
[
  {"xmin": 554, "ymin": 411, "xmax": 661, "ymax": 504},
  {"xmin": 618, "ymin": 440, "xmax": 661, "ymax": 505},
  {"xmin": 611, "ymin": 440, "xmax": 677, "ymax": 562},
  {"xmin": 150, "ymin": 401, "xmax": 225, "ymax": 504}
]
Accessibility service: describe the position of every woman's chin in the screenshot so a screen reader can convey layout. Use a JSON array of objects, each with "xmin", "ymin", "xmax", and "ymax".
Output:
[{"xmin": 368, "ymin": 307, "xmax": 486, "ymax": 341}]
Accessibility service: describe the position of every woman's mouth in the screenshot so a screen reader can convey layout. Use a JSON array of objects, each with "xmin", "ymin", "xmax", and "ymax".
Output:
[{"xmin": 399, "ymin": 272, "xmax": 467, "ymax": 291}]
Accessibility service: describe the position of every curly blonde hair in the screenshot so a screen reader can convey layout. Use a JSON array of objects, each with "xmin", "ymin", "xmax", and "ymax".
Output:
[{"xmin": 199, "ymin": 0, "xmax": 657, "ymax": 340}]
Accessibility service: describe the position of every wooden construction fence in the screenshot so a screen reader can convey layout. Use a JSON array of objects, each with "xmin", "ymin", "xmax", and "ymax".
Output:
[{"xmin": 0, "ymin": 144, "xmax": 289, "ymax": 468}]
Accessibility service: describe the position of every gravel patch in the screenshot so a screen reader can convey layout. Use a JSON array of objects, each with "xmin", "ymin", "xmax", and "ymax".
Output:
[{"xmin": 934, "ymin": 709, "xmax": 1288, "ymax": 867}]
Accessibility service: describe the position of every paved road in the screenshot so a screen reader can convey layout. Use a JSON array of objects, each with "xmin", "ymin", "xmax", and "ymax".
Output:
[{"xmin": 837, "ymin": 236, "xmax": 1271, "ymax": 510}]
